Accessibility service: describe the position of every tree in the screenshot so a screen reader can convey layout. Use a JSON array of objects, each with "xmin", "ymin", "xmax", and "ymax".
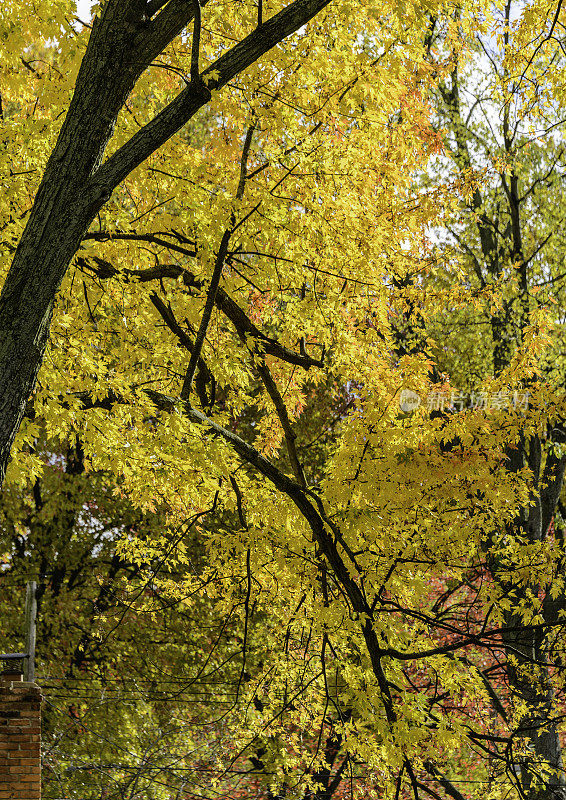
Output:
[
  {"xmin": 3, "ymin": 1, "xmax": 566, "ymax": 799},
  {"xmin": 419, "ymin": 2, "xmax": 566, "ymax": 795},
  {"xmin": 0, "ymin": 0, "xmax": 336, "ymax": 487}
]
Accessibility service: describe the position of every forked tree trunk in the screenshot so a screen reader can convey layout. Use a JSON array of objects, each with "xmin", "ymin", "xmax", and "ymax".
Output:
[{"xmin": 0, "ymin": 1, "xmax": 165, "ymax": 485}]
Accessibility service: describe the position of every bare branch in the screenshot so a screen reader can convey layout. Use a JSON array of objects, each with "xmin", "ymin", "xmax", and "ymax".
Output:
[
  {"xmin": 423, "ymin": 762, "xmax": 469, "ymax": 800},
  {"xmin": 146, "ymin": 0, "xmax": 170, "ymax": 16},
  {"xmin": 229, "ymin": 474, "xmax": 248, "ymax": 529}
]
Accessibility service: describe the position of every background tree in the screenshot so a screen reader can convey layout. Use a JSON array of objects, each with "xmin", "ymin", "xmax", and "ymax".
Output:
[{"xmin": 414, "ymin": 2, "xmax": 566, "ymax": 796}]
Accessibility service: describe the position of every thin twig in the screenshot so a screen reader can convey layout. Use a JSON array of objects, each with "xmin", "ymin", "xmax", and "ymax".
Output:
[
  {"xmin": 180, "ymin": 124, "xmax": 256, "ymax": 399},
  {"xmin": 191, "ymin": 0, "xmax": 202, "ymax": 83},
  {"xmin": 229, "ymin": 474, "xmax": 248, "ymax": 530},
  {"xmin": 150, "ymin": 292, "xmax": 213, "ymax": 407},
  {"xmin": 180, "ymin": 228, "xmax": 231, "ymax": 400},
  {"xmin": 235, "ymin": 549, "xmax": 252, "ymax": 702},
  {"xmin": 237, "ymin": 123, "xmax": 256, "ymax": 199},
  {"xmin": 255, "ymin": 359, "xmax": 307, "ymax": 487}
]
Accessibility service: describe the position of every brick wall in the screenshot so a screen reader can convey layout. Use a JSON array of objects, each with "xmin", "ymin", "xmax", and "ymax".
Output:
[{"xmin": 0, "ymin": 676, "xmax": 42, "ymax": 800}]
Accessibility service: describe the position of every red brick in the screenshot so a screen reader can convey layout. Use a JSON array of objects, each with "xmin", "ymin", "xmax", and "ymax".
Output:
[{"xmin": 0, "ymin": 682, "xmax": 42, "ymax": 799}]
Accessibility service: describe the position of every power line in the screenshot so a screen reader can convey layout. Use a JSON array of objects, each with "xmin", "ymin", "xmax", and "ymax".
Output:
[{"xmin": 37, "ymin": 675, "xmax": 246, "ymax": 685}]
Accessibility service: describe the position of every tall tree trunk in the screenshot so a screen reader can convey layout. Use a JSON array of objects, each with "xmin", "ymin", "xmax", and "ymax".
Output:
[
  {"xmin": 0, "ymin": 1, "xmax": 165, "ymax": 485},
  {"xmin": 491, "ymin": 440, "xmax": 566, "ymax": 799},
  {"xmin": 434, "ymin": 41, "xmax": 566, "ymax": 796}
]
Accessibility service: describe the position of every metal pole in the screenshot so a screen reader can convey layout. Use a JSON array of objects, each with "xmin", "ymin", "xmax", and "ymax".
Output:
[{"xmin": 24, "ymin": 581, "xmax": 37, "ymax": 682}]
